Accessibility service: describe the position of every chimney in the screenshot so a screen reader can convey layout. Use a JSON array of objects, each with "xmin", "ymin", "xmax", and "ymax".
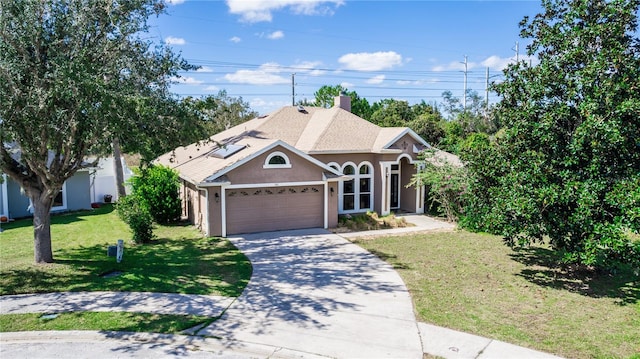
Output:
[{"xmin": 334, "ymin": 91, "xmax": 351, "ymax": 112}]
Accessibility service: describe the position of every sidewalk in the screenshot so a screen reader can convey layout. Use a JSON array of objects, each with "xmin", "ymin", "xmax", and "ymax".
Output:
[{"xmin": 337, "ymin": 214, "xmax": 456, "ymax": 239}]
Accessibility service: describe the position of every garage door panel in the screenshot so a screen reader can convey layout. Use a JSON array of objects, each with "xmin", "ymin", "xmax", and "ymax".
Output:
[{"xmin": 226, "ymin": 186, "xmax": 323, "ymax": 234}]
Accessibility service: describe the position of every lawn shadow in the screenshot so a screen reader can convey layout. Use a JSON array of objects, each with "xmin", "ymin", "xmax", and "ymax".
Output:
[
  {"xmin": 1, "ymin": 235, "xmax": 250, "ymax": 297},
  {"xmin": 509, "ymin": 247, "xmax": 639, "ymax": 305},
  {"xmin": 364, "ymin": 248, "xmax": 412, "ymax": 270},
  {"xmin": 0, "ymin": 205, "xmax": 115, "ymax": 231}
]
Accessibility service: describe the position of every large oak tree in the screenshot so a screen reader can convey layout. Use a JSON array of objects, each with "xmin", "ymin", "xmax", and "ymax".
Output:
[
  {"xmin": 463, "ymin": 0, "xmax": 640, "ymax": 269},
  {"xmin": 0, "ymin": 0, "xmax": 192, "ymax": 263}
]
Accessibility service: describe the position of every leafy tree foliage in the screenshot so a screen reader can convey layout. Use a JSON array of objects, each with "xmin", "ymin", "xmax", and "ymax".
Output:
[
  {"xmin": 462, "ymin": 0, "xmax": 640, "ymax": 270},
  {"xmin": 184, "ymin": 90, "xmax": 258, "ymax": 135},
  {"xmin": 410, "ymin": 150, "xmax": 467, "ymax": 222},
  {"xmin": 0, "ymin": 0, "xmax": 190, "ymax": 263},
  {"xmin": 308, "ymin": 84, "xmax": 373, "ymax": 120},
  {"xmin": 439, "ymin": 90, "xmax": 500, "ymax": 154},
  {"xmin": 130, "ymin": 165, "xmax": 181, "ymax": 224}
]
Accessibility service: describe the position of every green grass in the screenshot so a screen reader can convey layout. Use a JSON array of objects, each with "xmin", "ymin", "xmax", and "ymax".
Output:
[
  {"xmin": 354, "ymin": 231, "xmax": 640, "ymax": 359},
  {"xmin": 0, "ymin": 312, "xmax": 209, "ymax": 334},
  {"xmin": 0, "ymin": 205, "xmax": 251, "ymax": 296}
]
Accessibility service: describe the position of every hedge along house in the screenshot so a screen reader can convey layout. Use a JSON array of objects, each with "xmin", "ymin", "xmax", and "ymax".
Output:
[{"xmin": 156, "ymin": 94, "xmax": 459, "ymax": 236}]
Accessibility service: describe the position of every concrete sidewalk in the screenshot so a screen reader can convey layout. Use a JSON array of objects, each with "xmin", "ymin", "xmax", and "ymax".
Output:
[
  {"xmin": 0, "ymin": 291, "xmax": 234, "ymax": 317},
  {"xmin": 338, "ymin": 214, "xmax": 456, "ymax": 239}
]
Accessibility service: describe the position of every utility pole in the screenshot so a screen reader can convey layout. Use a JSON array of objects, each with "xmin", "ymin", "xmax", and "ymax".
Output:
[
  {"xmin": 461, "ymin": 55, "xmax": 468, "ymax": 110},
  {"xmin": 291, "ymin": 73, "xmax": 295, "ymax": 106},
  {"xmin": 485, "ymin": 67, "xmax": 489, "ymax": 111},
  {"xmin": 513, "ymin": 41, "xmax": 519, "ymax": 62}
]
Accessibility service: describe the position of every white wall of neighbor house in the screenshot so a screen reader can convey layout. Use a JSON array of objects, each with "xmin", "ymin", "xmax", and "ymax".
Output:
[
  {"xmin": 90, "ymin": 157, "xmax": 133, "ymax": 203},
  {"xmin": 1, "ymin": 174, "xmax": 8, "ymax": 219}
]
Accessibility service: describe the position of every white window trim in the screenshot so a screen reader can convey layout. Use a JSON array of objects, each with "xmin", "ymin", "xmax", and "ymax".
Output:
[
  {"xmin": 338, "ymin": 161, "xmax": 374, "ymax": 214},
  {"xmin": 263, "ymin": 151, "xmax": 292, "ymax": 169},
  {"xmin": 51, "ymin": 182, "xmax": 68, "ymax": 211}
]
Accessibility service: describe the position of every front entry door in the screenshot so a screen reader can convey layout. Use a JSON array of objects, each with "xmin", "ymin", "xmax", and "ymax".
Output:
[{"xmin": 390, "ymin": 164, "xmax": 400, "ymax": 209}]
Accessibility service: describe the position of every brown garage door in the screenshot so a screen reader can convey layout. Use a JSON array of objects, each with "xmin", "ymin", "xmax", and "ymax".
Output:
[{"xmin": 226, "ymin": 185, "xmax": 324, "ymax": 235}]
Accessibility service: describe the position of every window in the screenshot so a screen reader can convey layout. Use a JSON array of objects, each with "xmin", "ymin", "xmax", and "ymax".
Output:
[
  {"xmin": 209, "ymin": 144, "xmax": 246, "ymax": 159},
  {"xmin": 264, "ymin": 151, "xmax": 292, "ymax": 168},
  {"xmin": 268, "ymin": 155, "xmax": 286, "ymax": 165},
  {"xmin": 51, "ymin": 182, "xmax": 67, "ymax": 211},
  {"xmin": 342, "ymin": 164, "xmax": 355, "ymax": 211},
  {"xmin": 339, "ymin": 162, "xmax": 373, "ymax": 213}
]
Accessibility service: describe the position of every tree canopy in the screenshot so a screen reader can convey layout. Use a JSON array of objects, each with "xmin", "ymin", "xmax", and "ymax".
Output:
[
  {"xmin": 462, "ymin": 0, "xmax": 640, "ymax": 270},
  {"xmin": 0, "ymin": 0, "xmax": 192, "ymax": 263}
]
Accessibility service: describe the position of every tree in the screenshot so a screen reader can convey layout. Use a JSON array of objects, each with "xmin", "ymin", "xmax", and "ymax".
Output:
[
  {"xmin": 370, "ymin": 99, "xmax": 413, "ymax": 127},
  {"xmin": 0, "ymin": 0, "xmax": 190, "ymax": 263},
  {"xmin": 184, "ymin": 90, "xmax": 257, "ymax": 135},
  {"xmin": 310, "ymin": 85, "xmax": 372, "ymax": 120},
  {"xmin": 463, "ymin": 0, "xmax": 640, "ymax": 270}
]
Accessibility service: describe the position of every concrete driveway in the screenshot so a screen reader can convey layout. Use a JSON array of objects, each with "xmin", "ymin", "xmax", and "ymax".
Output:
[{"xmin": 198, "ymin": 228, "xmax": 423, "ymax": 358}]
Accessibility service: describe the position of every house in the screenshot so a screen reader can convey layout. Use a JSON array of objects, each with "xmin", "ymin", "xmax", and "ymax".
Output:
[
  {"xmin": 0, "ymin": 171, "xmax": 92, "ymax": 220},
  {"xmin": 0, "ymin": 155, "xmax": 132, "ymax": 221},
  {"xmin": 156, "ymin": 94, "xmax": 459, "ymax": 237},
  {"xmin": 89, "ymin": 157, "xmax": 133, "ymax": 204}
]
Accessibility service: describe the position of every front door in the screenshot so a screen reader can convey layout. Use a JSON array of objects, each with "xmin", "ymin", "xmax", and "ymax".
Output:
[{"xmin": 390, "ymin": 164, "xmax": 400, "ymax": 209}]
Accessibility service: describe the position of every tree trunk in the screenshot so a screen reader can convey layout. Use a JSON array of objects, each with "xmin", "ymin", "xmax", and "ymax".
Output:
[
  {"xmin": 31, "ymin": 194, "xmax": 54, "ymax": 263},
  {"xmin": 112, "ymin": 138, "xmax": 126, "ymax": 200}
]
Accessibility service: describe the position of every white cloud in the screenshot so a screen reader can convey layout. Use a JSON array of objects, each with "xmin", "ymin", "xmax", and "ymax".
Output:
[
  {"xmin": 340, "ymin": 82, "xmax": 354, "ymax": 89},
  {"xmin": 267, "ymin": 30, "xmax": 284, "ymax": 40},
  {"xmin": 196, "ymin": 66, "xmax": 213, "ymax": 73},
  {"xmin": 396, "ymin": 79, "xmax": 424, "ymax": 86},
  {"xmin": 481, "ymin": 55, "xmax": 513, "ymax": 71},
  {"xmin": 204, "ymin": 85, "xmax": 219, "ymax": 91},
  {"xmin": 294, "ymin": 61, "xmax": 325, "ymax": 76},
  {"xmin": 431, "ymin": 60, "xmax": 469, "ymax": 72},
  {"xmin": 164, "ymin": 36, "xmax": 186, "ymax": 45},
  {"xmin": 229, "ymin": 36, "xmax": 242, "ymax": 43},
  {"xmin": 366, "ymin": 75, "xmax": 385, "ymax": 84},
  {"xmin": 166, "ymin": 0, "xmax": 185, "ymax": 5},
  {"xmin": 338, "ymin": 51, "xmax": 403, "ymax": 71},
  {"xmin": 224, "ymin": 62, "xmax": 289, "ymax": 85},
  {"xmin": 226, "ymin": 0, "xmax": 344, "ymax": 23},
  {"xmin": 172, "ymin": 76, "xmax": 203, "ymax": 85},
  {"xmin": 432, "ymin": 55, "xmax": 539, "ymax": 73}
]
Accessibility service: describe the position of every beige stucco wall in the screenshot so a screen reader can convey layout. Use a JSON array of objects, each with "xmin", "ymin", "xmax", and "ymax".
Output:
[
  {"xmin": 227, "ymin": 146, "xmax": 326, "ymax": 184},
  {"xmin": 327, "ymin": 181, "xmax": 338, "ymax": 228},
  {"xmin": 208, "ymin": 187, "xmax": 223, "ymax": 237}
]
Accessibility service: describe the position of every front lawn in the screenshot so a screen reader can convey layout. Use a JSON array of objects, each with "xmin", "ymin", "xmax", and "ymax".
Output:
[
  {"xmin": 0, "ymin": 205, "xmax": 251, "ymax": 296},
  {"xmin": 354, "ymin": 231, "xmax": 640, "ymax": 359}
]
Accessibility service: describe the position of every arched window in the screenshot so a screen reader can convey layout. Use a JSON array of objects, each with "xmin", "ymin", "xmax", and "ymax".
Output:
[
  {"xmin": 339, "ymin": 162, "xmax": 373, "ymax": 213},
  {"xmin": 263, "ymin": 151, "xmax": 292, "ymax": 169}
]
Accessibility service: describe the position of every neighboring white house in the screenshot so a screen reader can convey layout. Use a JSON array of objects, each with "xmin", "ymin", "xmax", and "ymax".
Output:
[
  {"xmin": 0, "ymin": 155, "xmax": 132, "ymax": 221},
  {"xmin": 89, "ymin": 157, "xmax": 133, "ymax": 204}
]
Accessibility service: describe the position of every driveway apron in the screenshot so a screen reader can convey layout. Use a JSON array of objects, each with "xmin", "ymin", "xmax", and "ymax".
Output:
[{"xmin": 198, "ymin": 228, "xmax": 423, "ymax": 358}]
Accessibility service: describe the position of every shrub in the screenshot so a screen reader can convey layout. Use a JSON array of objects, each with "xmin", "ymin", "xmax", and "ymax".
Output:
[
  {"xmin": 411, "ymin": 149, "xmax": 467, "ymax": 222},
  {"xmin": 116, "ymin": 195, "xmax": 154, "ymax": 244},
  {"xmin": 130, "ymin": 165, "xmax": 181, "ymax": 224}
]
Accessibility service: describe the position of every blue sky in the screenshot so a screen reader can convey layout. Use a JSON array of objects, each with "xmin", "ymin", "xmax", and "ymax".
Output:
[{"xmin": 153, "ymin": 0, "xmax": 543, "ymax": 114}]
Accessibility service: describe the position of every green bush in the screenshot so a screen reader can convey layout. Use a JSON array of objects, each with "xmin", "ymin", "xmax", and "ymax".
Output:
[
  {"xmin": 411, "ymin": 149, "xmax": 467, "ymax": 222},
  {"xmin": 116, "ymin": 195, "xmax": 154, "ymax": 244},
  {"xmin": 130, "ymin": 165, "xmax": 181, "ymax": 224}
]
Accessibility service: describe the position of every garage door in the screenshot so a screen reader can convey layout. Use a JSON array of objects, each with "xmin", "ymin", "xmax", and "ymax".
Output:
[{"xmin": 226, "ymin": 185, "xmax": 324, "ymax": 235}]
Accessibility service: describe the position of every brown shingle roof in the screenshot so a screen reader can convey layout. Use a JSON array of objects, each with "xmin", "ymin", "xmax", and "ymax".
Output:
[{"xmin": 156, "ymin": 105, "xmax": 455, "ymax": 184}]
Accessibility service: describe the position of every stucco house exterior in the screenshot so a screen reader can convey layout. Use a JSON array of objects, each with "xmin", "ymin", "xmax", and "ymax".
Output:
[{"xmin": 156, "ymin": 95, "xmax": 459, "ymax": 237}]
